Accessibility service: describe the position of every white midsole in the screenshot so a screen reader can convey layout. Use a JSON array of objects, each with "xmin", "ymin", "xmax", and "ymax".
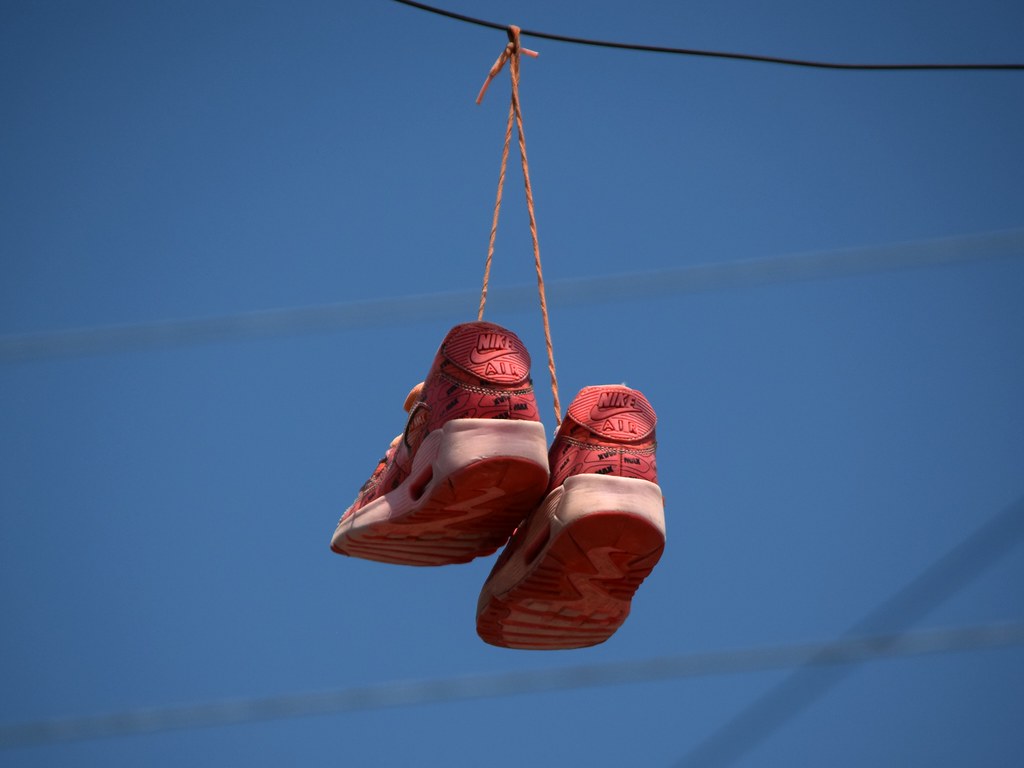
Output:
[
  {"xmin": 334, "ymin": 418, "xmax": 548, "ymax": 540},
  {"xmin": 552, "ymin": 474, "xmax": 665, "ymax": 534}
]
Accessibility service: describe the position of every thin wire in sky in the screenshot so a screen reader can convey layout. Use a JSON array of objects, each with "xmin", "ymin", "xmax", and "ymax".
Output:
[
  {"xmin": 2, "ymin": 622, "xmax": 1022, "ymax": 749},
  {"xmin": 2, "ymin": 496, "xmax": 1022, "ymax": 749},
  {"xmin": 675, "ymin": 494, "xmax": 1024, "ymax": 767},
  {"xmin": 393, "ymin": 0, "xmax": 1024, "ymax": 71},
  {"xmin": 2, "ymin": 229, "xmax": 1022, "ymax": 363}
]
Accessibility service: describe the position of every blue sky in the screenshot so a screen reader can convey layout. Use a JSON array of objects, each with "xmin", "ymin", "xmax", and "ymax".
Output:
[{"xmin": 2, "ymin": 1, "xmax": 1023, "ymax": 766}]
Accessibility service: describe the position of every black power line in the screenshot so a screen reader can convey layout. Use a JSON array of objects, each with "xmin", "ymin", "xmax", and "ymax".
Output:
[{"xmin": 393, "ymin": 0, "xmax": 1024, "ymax": 71}]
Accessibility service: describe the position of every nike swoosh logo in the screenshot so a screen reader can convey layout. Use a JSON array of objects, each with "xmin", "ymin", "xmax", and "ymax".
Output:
[
  {"xmin": 589, "ymin": 405, "xmax": 644, "ymax": 421},
  {"xmin": 469, "ymin": 347, "xmax": 514, "ymax": 365}
]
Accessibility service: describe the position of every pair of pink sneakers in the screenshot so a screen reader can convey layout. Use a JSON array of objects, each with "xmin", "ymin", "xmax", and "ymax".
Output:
[{"xmin": 330, "ymin": 321, "xmax": 666, "ymax": 650}]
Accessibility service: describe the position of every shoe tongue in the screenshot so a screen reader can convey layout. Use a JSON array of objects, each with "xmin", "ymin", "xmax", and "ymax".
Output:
[
  {"xmin": 567, "ymin": 385, "xmax": 656, "ymax": 441},
  {"xmin": 403, "ymin": 382, "xmax": 424, "ymax": 413}
]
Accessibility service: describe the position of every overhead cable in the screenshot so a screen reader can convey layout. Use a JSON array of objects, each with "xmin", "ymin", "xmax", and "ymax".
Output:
[
  {"xmin": 676, "ymin": 494, "xmax": 1024, "ymax": 767},
  {"xmin": 393, "ymin": 0, "xmax": 1024, "ymax": 71},
  {"xmin": 1, "ymin": 622, "xmax": 1022, "ymax": 750},
  {"xmin": 2, "ymin": 229, "xmax": 1022, "ymax": 363}
]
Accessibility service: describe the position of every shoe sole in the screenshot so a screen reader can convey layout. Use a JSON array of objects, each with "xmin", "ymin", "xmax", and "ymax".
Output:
[
  {"xmin": 332, "ymin": 419, "xmax": 549, "ymax": 566},
  {"xmin": 477, "ymin": 474, "xmax": 665, "ymax": 650}
]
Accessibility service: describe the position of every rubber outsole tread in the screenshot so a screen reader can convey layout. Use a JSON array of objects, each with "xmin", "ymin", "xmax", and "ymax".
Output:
[{"xmin": 477, "ymin": 512, "xmax": 665, "ymax": 649}]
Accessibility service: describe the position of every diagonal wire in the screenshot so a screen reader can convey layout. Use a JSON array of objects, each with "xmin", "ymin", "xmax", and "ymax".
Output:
[
  {"xmin": 392, "ymin": 0, "xmax": 1024, "ymax": 71},
  {"xmin": 1, "ymin": 622, "xmax": 1022, "ymax": 750},
  {"xmin": 2, "ymin": 229, "xmax": 1022, "ymax": 363},
  {"xmin": 675, "ymin": 494, "xmax": 1024, "ymax": 767}
]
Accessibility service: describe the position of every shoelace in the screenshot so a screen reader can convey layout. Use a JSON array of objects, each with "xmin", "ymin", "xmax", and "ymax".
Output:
[{"xmin": 475, "ymin": 26, "xmax": 561, "ymax": 427}]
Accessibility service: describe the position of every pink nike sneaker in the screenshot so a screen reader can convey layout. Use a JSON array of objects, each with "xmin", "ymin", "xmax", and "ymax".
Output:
[
  {"xmin": 476, "ymin": 385, "xmax": 666, "ymax": 649},
  {"xmin": 331, "ymin": 322, "xmax": 550, "ymax": 566}
]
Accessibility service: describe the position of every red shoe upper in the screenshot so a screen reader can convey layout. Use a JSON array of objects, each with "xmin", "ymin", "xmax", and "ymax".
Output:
[
  {"xmin": 546, "ymin": 385, "xmax": 658, "ymax": 491},
  {"xmin": 345, "ymin": 322, "xmax": 541, "ymax": 517}
]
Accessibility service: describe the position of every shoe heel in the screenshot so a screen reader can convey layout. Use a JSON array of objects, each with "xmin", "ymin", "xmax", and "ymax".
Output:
[{"xmin": 557, "ymin": 473, "xmax": 665, "ymax": 532}]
